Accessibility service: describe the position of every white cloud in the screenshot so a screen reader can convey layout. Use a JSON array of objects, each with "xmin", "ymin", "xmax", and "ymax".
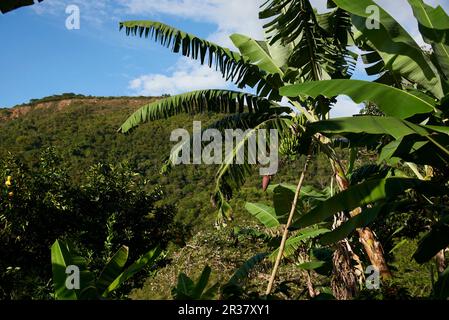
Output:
[
  {"xmin": 331, "ymin": 96, "xmax": 364, "ymax": 118},
  {"xmin": 118, "ymin": 0, "xmax": 265, "ymax": 48},
  {"xmin": 128, "ymin": 58, "xmax": 228, "ymax": 96},
  {"xmin": 118, "ymin": 0, "xmax": 266, "ymax": 96}
]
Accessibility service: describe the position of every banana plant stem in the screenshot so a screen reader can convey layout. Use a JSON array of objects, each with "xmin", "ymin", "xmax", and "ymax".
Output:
[{"xmin": 265, "ymin": 146, "xmax": 313, "ymax": 295}]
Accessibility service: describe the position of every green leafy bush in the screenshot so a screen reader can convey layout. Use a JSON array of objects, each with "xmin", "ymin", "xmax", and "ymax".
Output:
[{"xmin": 0, "ymin": 148, "xmax": 185, "ymax": 299}]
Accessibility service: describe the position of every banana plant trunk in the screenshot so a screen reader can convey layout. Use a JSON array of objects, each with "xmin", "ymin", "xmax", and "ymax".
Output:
[
  {"xmin": 331, "ymin": 239, "xmax": 360, "ymax": 299},
  {"xmin": 436, "ymin": 250, "xmax": 447, "ymax": 274},
  {"xmin": 335, "ymin": 168, "xmax": 392, "ymax": 280},
  {"xmin": 357, "ymin": 228, "xmax": 391, "ymax": 279}
]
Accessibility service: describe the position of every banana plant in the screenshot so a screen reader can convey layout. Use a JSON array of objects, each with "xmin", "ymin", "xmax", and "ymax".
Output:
[
  {"xmin": 279, "ymin": 0, "xmax": 449, "ymax": 268},
  {"xmin": 172, "ymin": 254, "xmax": 270, "ymax": 300},
  {"xmin": 240, "ymin": 183, "xmax": 337, "ymax": 298},
  {"xmin": 117, "ymin": 0, "xmax": 396, "ymax": 298},
  {"xmin": 244, "ymin": 184, "xmax": 332, "ymax": 268},
  {"xmin": 171, "ymin": 266, "xmax": 219, "ymax": 300},
  {"xmin": 51, "ymin": 240, "xmax": 161, "ymax": 300}
]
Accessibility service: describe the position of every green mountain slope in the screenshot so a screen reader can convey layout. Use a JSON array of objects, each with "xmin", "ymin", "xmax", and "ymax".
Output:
[
  {"xmin": 0, "ymin": 95, "xmax": 220, "ymax": 226},
  {"xmin": 0, "ymin": 94, "xmax": 316, "ymax": 229}
]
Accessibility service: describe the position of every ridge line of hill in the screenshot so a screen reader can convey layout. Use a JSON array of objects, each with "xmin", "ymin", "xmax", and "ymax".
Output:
[{"xmin": 0, "ymin": 94, "xmax": 164, "ymax": 122}]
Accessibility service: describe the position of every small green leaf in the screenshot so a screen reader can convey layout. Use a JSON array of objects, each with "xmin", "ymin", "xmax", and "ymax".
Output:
[
  {"xmin": 245, "ymin": 202, "xmax": 280, "ymax": 228},
  {"xmin": 297, "ymin": 261, "xmax": 326, "ymax": 270}
]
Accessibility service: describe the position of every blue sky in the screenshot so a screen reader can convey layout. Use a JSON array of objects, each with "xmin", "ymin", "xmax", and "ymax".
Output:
[
  {"xmin": 1, "ymin": 0, "xmax": 448, "ymax": 116},
  {"xmin": 0, "ymin": 0, "xmax": 225, "ymax": 107}
]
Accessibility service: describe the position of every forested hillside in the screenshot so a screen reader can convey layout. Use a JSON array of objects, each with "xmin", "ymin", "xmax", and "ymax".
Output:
[
  {"xmin": 1, "ymin": 95, "xmax": 215, "ymax": 225},
  {"xmin": 0, "ymin": 94, "xmax": 323, "ymax": 227},
  {"xmin": 0, "ymin": 94, "xmax": 435, "ymax": 299}
]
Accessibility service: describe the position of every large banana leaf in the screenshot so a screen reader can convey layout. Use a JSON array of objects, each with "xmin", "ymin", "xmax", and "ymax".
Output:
[
  {"xmin": 332, "ymin": 0, "xmax": 444, "ymax": 97},
  {"xmin": 260, "ymin": 0, "xmax": 304, "ymax": 44},
  {"xmin": 316, "ymin": 7, "xmax": 352, "ymax": 46},
  {"xmin": 291, "ymin": 177, "xmax": 445, "ymax": 229},
  {"xmin": 260, "ymin": 0, "xmax": 351, "ymax": 81},
  {"xmin": 379, "ymin": 135, "xmax": 449, "ymax": 170},
  {"xmin": 307, "ymin": 116, "xmax": 449, "ymax": 161},
  {"xmin": 333, "ymin": 0, "xmax": 418, "ymax": 47},
  {"xmin": 309, "ymin": 116, "xmax": 429, "ymax": 138},
  {"xmin": 120, "ymin": 21, "xmax": 265, "ymax": 89},
  {"xmin": 280, "ymin": 80, "xmax": 436, "ymax": 118},
  {"xmin": 307, "ymin": 116, "xmax": 433, "ymax": 139},
  {"xmin": 316, "ymin": 7, "xmax": 357, "ymax": 78},
  {"xmin": 408, "ymin": 0, "xmax": 449, "ymax": 80},
  {"xmin": 96, "ymin": 246, "xmax": 129, "ymax": 294},
  {"xmin": 264, "ymin": 29, "xmax": 292, "ymax": 70},
  {"xmin": 319, "ymin": 204, "xmax": 387, "ymax": 245},
  {"xmin": 230, "ymin": 34, "xmax": 284, "ymax": 76},
  {"xmin": 407, "ymin": 0, "xmax": 449, "ymax": 30},
  {"xmin": 118, "ymin": 90, "xmax": 271, "ymax": 133}
]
